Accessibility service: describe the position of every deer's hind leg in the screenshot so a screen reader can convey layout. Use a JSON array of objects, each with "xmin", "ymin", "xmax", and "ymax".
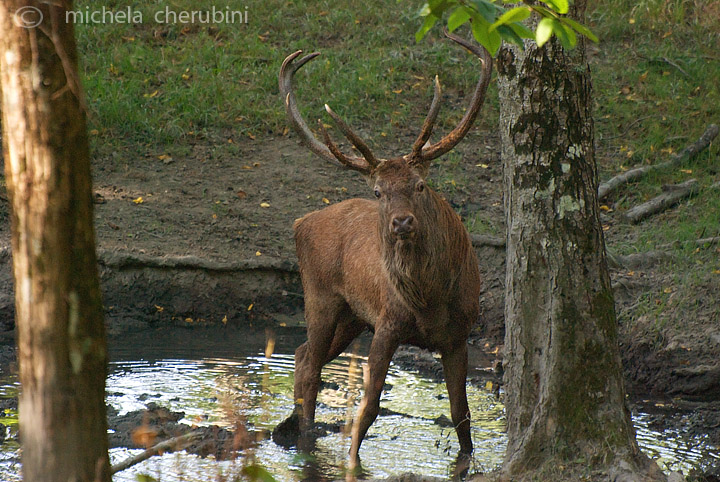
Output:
[{"xmin": 294, "ymin": 296, "xmax": 363, "ymax": 430}]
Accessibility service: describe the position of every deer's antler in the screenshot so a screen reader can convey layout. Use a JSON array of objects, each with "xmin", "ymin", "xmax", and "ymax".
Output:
[
  {"xmin": 406, "ymin": 30, "xmax": 493, "ymax": 170},
  {"xmin": 279, "ymin": 51, "xmax": 379, "ymax": 175}
]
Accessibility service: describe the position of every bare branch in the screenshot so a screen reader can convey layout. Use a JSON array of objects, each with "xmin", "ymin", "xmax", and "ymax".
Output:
[{"xmin": 599, "ymin": 124, "xmax": 718, "ymax": 200}]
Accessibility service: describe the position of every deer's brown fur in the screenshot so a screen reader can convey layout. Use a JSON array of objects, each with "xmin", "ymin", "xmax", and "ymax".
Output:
[{"xmin": 279, "ymin": 32, "xmax": 492, "ymax": 469}]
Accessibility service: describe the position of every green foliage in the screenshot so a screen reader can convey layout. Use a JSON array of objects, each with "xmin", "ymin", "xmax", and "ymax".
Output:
[
  {"xmin": 416, "ymin": 0, "xmax": 598, "ymax": 54},
  {"xmin": 241, "ymin": 463, "xmax": 279, "ymax": 482},
  {"xmin": 135, "ymin": 475, "xmax": 159, "ymax": 482}
]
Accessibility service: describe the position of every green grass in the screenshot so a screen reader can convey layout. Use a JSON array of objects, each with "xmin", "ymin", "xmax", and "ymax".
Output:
[{"xmin": 76, "ymin": 0, "xmax": 488, "ymax": 152}]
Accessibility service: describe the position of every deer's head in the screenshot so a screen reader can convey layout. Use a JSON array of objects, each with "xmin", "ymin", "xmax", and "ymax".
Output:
[{"xmin": 279, "ymin": 32, "xmax": 492, "ymax": 242}]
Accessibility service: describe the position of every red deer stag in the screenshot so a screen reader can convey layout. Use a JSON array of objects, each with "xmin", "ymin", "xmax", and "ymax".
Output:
[{"xmin": 279, "ymin": 32, "xmax": 492, "ymax": 468}]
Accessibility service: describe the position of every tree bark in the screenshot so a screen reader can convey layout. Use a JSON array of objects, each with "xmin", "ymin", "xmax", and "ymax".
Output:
[
  {"xmin": 0, "ymin": 2, "xmax": 111, "ymax": 481},
  {"xmin": 496, "ymin": 2, "xmax": 665, "ymax": 479}
]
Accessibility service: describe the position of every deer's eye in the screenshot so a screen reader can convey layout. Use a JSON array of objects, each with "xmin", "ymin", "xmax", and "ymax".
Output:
[
  {"xmin": 374, "ymin": 189, "xmax": 381, "ymax": 198},
  {"xmin": 416, "ymin": 181, "xmax": 425, "ymax": 192}
]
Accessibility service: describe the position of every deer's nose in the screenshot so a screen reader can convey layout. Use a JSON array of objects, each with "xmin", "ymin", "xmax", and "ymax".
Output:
[{"xmin": 392, "ymin": 215, "xmax": 415, "ymax": 235}]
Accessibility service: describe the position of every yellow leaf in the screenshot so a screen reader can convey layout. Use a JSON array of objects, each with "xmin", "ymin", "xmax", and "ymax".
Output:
[
  {"xmin": 680, "ymin": 169, "xmax": 692, "ymax": 174},
  {"xmin": 185, "ymin": 317, "xmax": 193, "ymax": 323},
  {"xmin": 222, "ymin": 315, "xmax": 228, "ymax": 324},
  {"xmin": 247, "ymin": 133, "xmax": 256, "ymax": 140},
  {"xmin": 90, "ymin": 129, "xmax": 99, "ymax": 136},
  {"xmin": 322, "ymin": 197, "xmax": 330, "ymax": 204},
  {"xmin": 476, "ymin": 163, "xmax": 489, "ymax": 169},
  {"xmin": 181, "ymin": 73, "xmax": 190, "ymax": 80},
  {"xmin": 133, "ymin": 196, "xmax": 144, "ymax": 204},
  {"xmin": 485, "ymin": 381, "xmax": 493, "ymax": 391},
  {"xmin": 663, "ymin": 287, "xmax": 673, "ymax": 294},
  {"xmin": 248, "ymin": 303, "xmax": 254, "ymax": 311},
  {"xmin": 144, "ymin": 90, "xmax": 159, "ymax": 98},
  {"xmin": 260, "ymin": 202, "xmax": 270, "ymax": 208},
  {"xmin": 155, "ymin": 305, "xmax": 164, "ymax": 312},
  {"xmin": 627, "ymin": 271, "xmax": 635, "ymax": 276},
  {"xmin": 600, "ymin": 205, "xmax": 612, "ymax": 212},
  {"xmin": 713, "ymin": 269, "xmax": 720, "ymax": 274},
  {"xmin": 212, "ymin": 213, "xmax": 217, "ymax": 219},
  {"xmin": 157, "ymin": 154, "xmax": 171, "ymax": 160},
  {"xmin": 628, "ymin": 18, "xmax": 635, "ymax": 24},
  {"xmin": 392, "ymin": 89, "xmax": 403, "ymax": 94},
  {"xmin": 255, "ymin": 251, "xmax": 262, "ymax": 256}
]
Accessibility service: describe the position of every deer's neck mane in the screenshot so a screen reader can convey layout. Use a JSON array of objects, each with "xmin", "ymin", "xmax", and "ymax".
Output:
[{"xmin": 380, "ymin": 189, "xmax": 463, "ymax": 312}]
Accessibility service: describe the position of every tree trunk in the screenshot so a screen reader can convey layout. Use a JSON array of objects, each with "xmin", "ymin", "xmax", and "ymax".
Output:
[
  {"xmin": 496, "ymin": 2, "xmax": 665, "ymax": 479},
  {"xmin": 0, "ymin": 2, "xmax": 111, "ymax": 481}
]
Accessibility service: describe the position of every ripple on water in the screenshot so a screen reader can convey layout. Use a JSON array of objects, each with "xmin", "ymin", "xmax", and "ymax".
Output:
[{"xmin": 0, "ymin": 344, "xmax": 717, "ymax": 481}]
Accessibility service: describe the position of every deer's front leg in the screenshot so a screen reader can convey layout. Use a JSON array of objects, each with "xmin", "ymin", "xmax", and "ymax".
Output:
[
  {"xmin": 349, "ymin": 325, "xmax": 400, "ymax": 470},
  {"xmin": 441, "ymin": 342, "xmax": 472, "ymax": 455}
]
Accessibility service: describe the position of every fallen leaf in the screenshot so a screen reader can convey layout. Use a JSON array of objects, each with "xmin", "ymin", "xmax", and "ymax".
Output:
[
  {"xmin": 248, "ymin": 303, "xmax": 254, "ymax": 311},
  {"xmin": 155, "ymin": 305, "xmax": 164, "ymax": 312},
  {"xmin": 247, "ymin": 133, "xmax": 256, "ymax": 140},
  {"xmin": 185, "ymin": 317, "xmax": 193, "ymax": 323},
  {"xmin": 663, "ymin": 287, "xmax": 673, "ymax": 294},
  {"xmin": 255, "ymin": 251, "xmax": 262, "ymax": 256},
  {"xmin": 157, "ymin": 154, "xmax": 171, "ymax": 160},
  {"xmin": 260, "ymin": 202, "xmax": 270, "ymax": 208},
  {"xmin": 476, "ymin": 163, "xmax": 489, "ymax": 169},
  {"xmin": 600, "ymin": 205, "xmax": 613, "ymax": 212},
  {"xmin": 133, "ymin": 196, "xmax": 144, "ymax": 204},
  {"xmin": 131, "ymin": 426, "xmax": 157, "ymax": 448},
  {"xmin": 322, "ymin": 197, "xmax": 330, "ymax": 204},
  {"xmin": 236, "ymin": 190, "xmax": 247, "ymax": 199},
  {"xmin": 144, "ymin": 90, "xmax": 159, "ymax": 98},
  {"xmin": 90, "ymin": 129, "xmax": 100, "ymax": 135},
  {"xmin": 680, "ymin": 169, "xmax": 692, "ymax": 174},
  {"xmin": 392, "ymin": 89, "xmax": 403, "ymax": 94},
  {"xmin": 222, "ymin": 315, "xmax": 228, "ymax": 324}
]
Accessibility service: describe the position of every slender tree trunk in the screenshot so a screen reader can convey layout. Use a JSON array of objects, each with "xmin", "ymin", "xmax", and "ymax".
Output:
[
  {"xmin": 496, "ymin": 1, "xmax": 665, "ymax": 479},
  {"xmin": 0, "ymin": 2, "xmax": 111, "ymax": 481}
]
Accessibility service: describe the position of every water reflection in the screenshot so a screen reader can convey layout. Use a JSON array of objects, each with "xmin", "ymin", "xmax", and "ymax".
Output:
[{"xmin": 0, "ymin": 327, "xmax": 716, "ymax": 481}]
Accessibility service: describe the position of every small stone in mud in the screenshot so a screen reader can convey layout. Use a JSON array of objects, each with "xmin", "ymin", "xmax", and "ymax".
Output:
[
  {"xmin": 433, "ymin": 414, "xmax": 454, "ymax": 428},
  {"xmin": 272, "ymin": 413, "xmax": 300, "ymax": 448}
]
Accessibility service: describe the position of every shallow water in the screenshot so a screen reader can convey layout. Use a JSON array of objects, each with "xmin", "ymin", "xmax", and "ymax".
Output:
[{"xmin": 0, "ymin": 326, "xmax": 717, "ymax": 481}]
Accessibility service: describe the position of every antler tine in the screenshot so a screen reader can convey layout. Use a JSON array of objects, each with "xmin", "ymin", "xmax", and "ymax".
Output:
[
  {"xmin": 417, "ymin": 30, "xmax": 493, "ymax": 163},
  {"xmin": 318, "ymin": 120, "xmax": 372, "ymax": 175},
  {"xmin": 279, "ymin": 51, "xmax": 369, "ymax": 170},
  {"xmin": 408, "ymin": 75, "xmax": 442, "ymax": 163},
  {"xmin": 324, "ymin": 104, "xmax": 380, "ymax": 168}
]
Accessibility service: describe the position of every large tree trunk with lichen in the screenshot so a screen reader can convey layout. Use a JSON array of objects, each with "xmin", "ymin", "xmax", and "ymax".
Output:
[
  {"xmin": 496, "ymin": 2, "xmax": 665, "ymax": 480},
  {"xmin": 0, "ymin": 2, "xmax": 111, "ymax": 481}
]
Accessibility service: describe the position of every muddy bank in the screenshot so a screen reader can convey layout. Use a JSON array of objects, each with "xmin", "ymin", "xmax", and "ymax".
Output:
[{"xmin": 0, "ymin": 240, "xmax": 718, "ymax": 403}]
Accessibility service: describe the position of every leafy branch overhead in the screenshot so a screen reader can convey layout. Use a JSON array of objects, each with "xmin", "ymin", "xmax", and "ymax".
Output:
[{"xmin": 417, "ymin": 0, "xmax": 598, "ymax": 54}]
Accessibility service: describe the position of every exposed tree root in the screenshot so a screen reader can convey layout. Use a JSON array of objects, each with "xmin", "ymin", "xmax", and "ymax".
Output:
[
  {"xmin": 598, "ymin": 124, "xmax": 718, "ymax": 201},
  {"xmin": 470, "ymin": 234, "xmax": 506, "ymax": 248},
  {"xmin": 622, "ymin": 179, "xmax": 699, "ymax": 224},
  {"xmin": 96, "ymin": 249, "xmax": 299, "ymax": 273}
]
